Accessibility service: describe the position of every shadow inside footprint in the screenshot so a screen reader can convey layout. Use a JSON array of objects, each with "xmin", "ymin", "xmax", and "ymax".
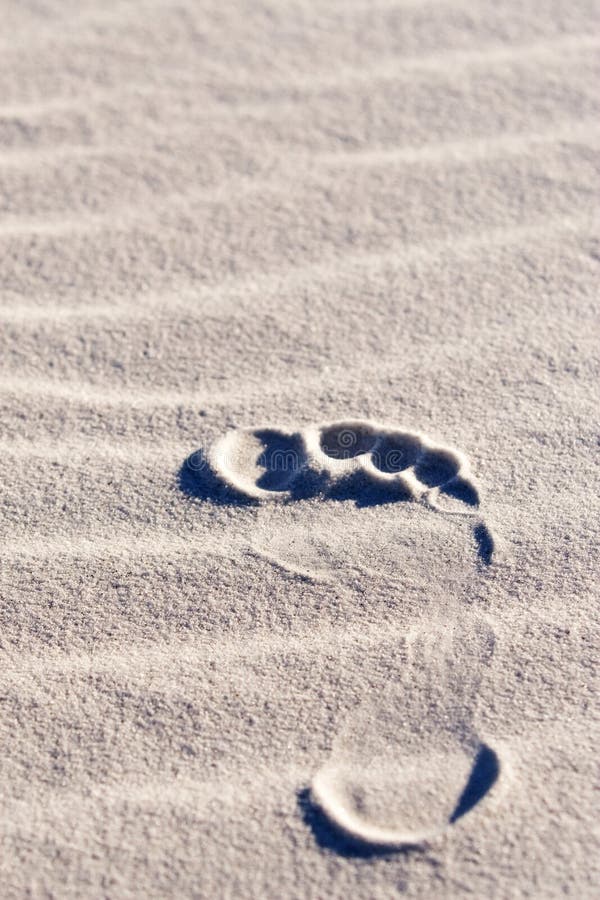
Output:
[
  {"xmin": 473, "ymin": 522, "xmax": 495, "ymax": 566},
  {"xmin": 372, "ymin": 432, "xmax": 422, "ymax": 474},
  {"xmin": 253, "ymin": 429, "xmax": 306, "ymax": 492},
  {"xmin": 440, "ymin": 477, "xmax": 480, "ymax": 508},
  {"xmin": 449, "ymin": 744, "xmax": 500, "ymax": 824},
  {"xmin": 414, "ymin": 449, "xmax": 461, "ymax": 487},
  {"xmin": 320, "ymin": 422, "xmax": 378, "ymax": 460},
  {"xmin": 178, "ymin": 449, "xmax": 254, "ymax": 504},
  {"xmin": 327, "ymin": 470, "xmax": 414, "ymax": 507}
]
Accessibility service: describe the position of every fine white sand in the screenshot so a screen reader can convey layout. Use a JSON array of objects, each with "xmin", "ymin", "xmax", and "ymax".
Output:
[{"xmin": 1, "ymin": 1, "xmax": 599, "ymax": 897}]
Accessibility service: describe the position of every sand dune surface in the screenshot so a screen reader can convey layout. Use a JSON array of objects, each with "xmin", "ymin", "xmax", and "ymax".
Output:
[{"xmin": 1, "ymin": 1, "xmax": 599, "ymax": 897}]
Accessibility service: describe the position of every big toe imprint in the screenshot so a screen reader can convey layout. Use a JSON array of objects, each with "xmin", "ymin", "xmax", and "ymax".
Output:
[{"xmin": 206, "ymin": 419, "xmax": 481, "ymax": 510}]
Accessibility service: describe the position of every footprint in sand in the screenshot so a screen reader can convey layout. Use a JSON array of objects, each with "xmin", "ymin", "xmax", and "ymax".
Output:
[
  {"xmin": 306, "ymin": 615, "xmax": 500, "ymax": 851},
  {"xmin": 208, "ymin": 419, "xmax": 476, "ymax": 505},
  {"xmin": 205, "ymin": 419, "xmax": 494, "ymax": 563},
  {"xmin": 188, "ymin": 418, "xmax": 502, "ymax": 850}
]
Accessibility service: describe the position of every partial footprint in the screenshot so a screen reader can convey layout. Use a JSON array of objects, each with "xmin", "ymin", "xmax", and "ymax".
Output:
[
  {"xmin": 204, "ymin": 418, "xmax": 493, "ymax": 561},
  {"xmin": 307, "ymin": 615, "xmax": 500, "ymax": 850},
  {"xmin": 208, "ymin": 419, "xmax": 480, "ymax": 506}
]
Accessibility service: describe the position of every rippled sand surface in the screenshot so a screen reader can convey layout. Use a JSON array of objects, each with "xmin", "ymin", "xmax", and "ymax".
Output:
[{"xmin": 1, "ymin": 1, "xmax": 599, "ymax": 897}]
